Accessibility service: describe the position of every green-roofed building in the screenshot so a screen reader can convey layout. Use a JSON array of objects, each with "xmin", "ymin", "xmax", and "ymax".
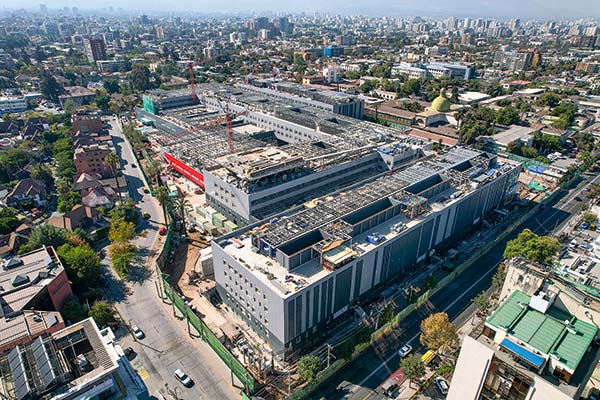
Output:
[{"xmin": 484, "ymin": 289, "xmax": 598, "ymax": 382}]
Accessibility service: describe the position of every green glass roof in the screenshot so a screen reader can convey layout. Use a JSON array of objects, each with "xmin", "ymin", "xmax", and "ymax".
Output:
[{"xmin": 486, "ymin": 290, "xmax": 598, "ymax": 371}]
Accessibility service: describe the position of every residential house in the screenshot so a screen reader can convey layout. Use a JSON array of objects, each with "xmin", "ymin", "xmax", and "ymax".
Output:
[
  {"xmin": 82, "ymin": 186, "xmax": 115, "ymax": 209},
  {"xmin": 5, "ymin": 179, "xmax": 47, "ymax": 209},
  {"xmin": 58, "ymin": 86, "xmax": 96, "ymax": 107},
  {"xmin": 47, "ymin": 205, "xmax": 101, "ymax": 232}
]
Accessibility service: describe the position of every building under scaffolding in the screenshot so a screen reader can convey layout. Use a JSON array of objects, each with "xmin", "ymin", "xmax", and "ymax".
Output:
[
  {"xmin": 144, "ymin": 83, "xmax": 430, "ymax": 225},
  {"xmin": 212, "ymin": 147, "xmax": 521, "ymax": 357}
]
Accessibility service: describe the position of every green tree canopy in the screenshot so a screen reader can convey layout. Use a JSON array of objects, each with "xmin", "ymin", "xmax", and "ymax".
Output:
[
  {"xmin": 61, "ymin": 297, "xmax": 88, "ymax": 324},
  {"xmin": 400, "ymin": 354, "xmax": 426, "ymax": 386},
  {"xmin": 88, "ymin": 301, "xmax": 115, "ymax": 327},
  {"xmin": 535, "ymin": 92, "xmax": 561, "ymax": 108},
  {"xmin": 20, "ymin": 225, "xmax": 69, "ymax": 253},
  {"xmin": 495, "ymin": 106, "xmax": 520, "ymax": 126},
  {"xmin": 503, "ymin": 228, "xmax": 560, "ymax": 266},
  {"xmin": 0, "ymin": 208, "xmax": 21, "ymax": 235},
  {"xmin": 297, "ymin": 355, "xmax": 321, "ymax": 383},
  {"xmin": 57, "ymin": 243, "xmax": 101, "ymax": 286}
]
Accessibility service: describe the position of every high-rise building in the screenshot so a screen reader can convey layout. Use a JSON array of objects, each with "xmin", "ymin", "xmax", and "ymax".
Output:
[
  {"xmin": 494, "ymin": 50, "xmax": 533, "ymax": 72},
  {"xmin": 278, "ymin": 16, "xmax": 293, "ymax": 35},
  {"xmin": 83, "ymin": 36, "xmax": 107, "ymax": 62},
  {"xmin": 43, "ymin": 22, "xmax": 60, "ymax": 39}
]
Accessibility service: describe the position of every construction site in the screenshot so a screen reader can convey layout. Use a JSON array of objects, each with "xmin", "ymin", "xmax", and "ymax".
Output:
[
  {"xmin": 212, "ymin": 147, "xmax": 522, "ymax": 358},
  {"xmin": 140, "ymin": 80, "xmax": 431, "ymax": 229}
]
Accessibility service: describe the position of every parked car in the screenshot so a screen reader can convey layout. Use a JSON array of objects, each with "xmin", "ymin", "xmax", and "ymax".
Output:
[
  {"xmin": 131, "ymin": 325, "xmax": 144, "ymax": 339},
  {"xmin": 435, "ymin": 376, "xmax": 449, "ymax": 395},
  {"xmin": 123, "ymin": 347, "xmax": 135, "ymax": 359},
  {"xmin": 174, "ymin": 368, "xmax": 193, "ymax": 387},
  {"xmin": 143, "ymin": 188, "xmax": 150, "ymax": 194},
  {"xmin": 142, "ymin": 211, "xmax": 151, "ymax": 219},
  {"xmin": 398, "ymin": 344, "xmax": 412, "ymax": 358},
  {"xmin": 159, "ymin": 226, "xmax": 167, "ymax": 235}
]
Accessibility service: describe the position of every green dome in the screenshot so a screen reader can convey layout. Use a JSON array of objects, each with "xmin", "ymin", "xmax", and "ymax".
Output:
[{"xmin": 430, "ymin": 89, "xmax": 451, "ymax": 112}]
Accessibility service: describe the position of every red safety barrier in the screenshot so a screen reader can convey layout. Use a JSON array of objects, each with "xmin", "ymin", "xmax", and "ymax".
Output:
[{"xmin": 163, "ymin": 152, "xmax": 205, "ymax": 188}]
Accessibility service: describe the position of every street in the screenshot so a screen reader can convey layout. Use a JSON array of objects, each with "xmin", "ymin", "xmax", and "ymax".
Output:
[
  {"xmin": 103, "ymin": 117, "xmax": 239, "ymax": 400},
  {"xmin": 311, "ymin": 175, "xmax": 595, "ymax": 400}
]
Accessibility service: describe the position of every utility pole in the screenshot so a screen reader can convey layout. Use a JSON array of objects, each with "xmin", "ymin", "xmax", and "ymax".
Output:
[{"xmin": 326, "ymin": 343, "xmax": 334, "ymax": 368}]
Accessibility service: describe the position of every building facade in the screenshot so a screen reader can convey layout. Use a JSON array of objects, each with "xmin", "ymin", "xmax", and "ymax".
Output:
[
  {"xmin": 212, "ymin": 148, "xmax": 520, "ymax": 356},
  {"xmin": 83, "ymin": 37, "xmax": 107, "ymax": 62}
]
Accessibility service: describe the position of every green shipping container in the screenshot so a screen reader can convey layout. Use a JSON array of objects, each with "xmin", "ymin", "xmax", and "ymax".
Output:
[
  {"xmin": 223, "ymin": 220, "xmax": 238, "ymax": 232},
  {"xmin": 213, "ymin": 213, "xmax": 226, "ymax": 228}
]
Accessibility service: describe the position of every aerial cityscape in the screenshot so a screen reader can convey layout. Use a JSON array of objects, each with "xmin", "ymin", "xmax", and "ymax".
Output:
[{"xmin": 0, "ymin": 2, "xmax": 599, "ymax": 400}]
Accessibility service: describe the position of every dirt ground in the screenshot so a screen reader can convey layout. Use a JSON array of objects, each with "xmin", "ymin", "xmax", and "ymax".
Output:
[{"xmin": 164, "ymin": 231, "xmax": 209, "ymax": 287}]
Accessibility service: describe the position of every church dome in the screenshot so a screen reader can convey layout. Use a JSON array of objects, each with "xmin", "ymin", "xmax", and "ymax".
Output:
[{"xmin": 430, "ymin": 89, "xmax": 451, "ymax": 112}]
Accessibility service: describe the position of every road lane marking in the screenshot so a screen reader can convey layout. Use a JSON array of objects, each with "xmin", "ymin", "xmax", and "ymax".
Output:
[{"xmin": 350, "ymin": 260, "xmax": 501, "ymax": 399}]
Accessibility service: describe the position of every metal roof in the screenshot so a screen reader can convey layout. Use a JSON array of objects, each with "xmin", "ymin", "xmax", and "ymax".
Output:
[{"xmin": 487, "ymin": 290, "xmax": 598, "ymax": 371}]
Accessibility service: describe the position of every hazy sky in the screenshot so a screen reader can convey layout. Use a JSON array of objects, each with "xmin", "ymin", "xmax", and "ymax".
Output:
[{"xmin": 5, "ymin": 0, "xmax": 600, "ymax": 19}]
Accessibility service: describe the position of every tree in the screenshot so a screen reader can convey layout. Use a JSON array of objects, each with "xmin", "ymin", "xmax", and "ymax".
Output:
[
  {"xmin": 400, "ymin": 355, "xmax": 426, "ymax": 388},
  {"xmin": 57, "ymin": 190, "xmax": 81, "ymax": 213},
  {"xmin": 0, "ymin": 207, "xmax": 21, "ymax": 234},
  {"xmin": 536, "ymin": 92, "xmax": 561, "ymax": 108},
  {"xmin": 583, "ymin": 212, "xmax": 598, "ymax": 224},
  {"xmin": 297, "ymin": 355, "xmax": 321, "ymax": 383},
  {"xmin": 334, "ymin": 340, "xmax": 355, "ymax": 361},
  {"xmin": 401, "ymin": 79, "xmax": 421, "ymax": 97},
  {"xmin": 57, "ymin": 243, "xmax": 101, "ymax": 286},
  {"xmin": 103, "ymin": 78, "xmax": 120, "ymax": 94},
  {"xmin": 472, "ymin": 291, "xmax": 492, "ymax": 315},
  {"xmin": 88, "ymin": 301, "xmax": 115, "ymax": 327},
  {"xmin": 95, "ymin": 92, "xmax": 111, "ymax": 110},
  {"xmin": 129, "ymin": 64, "xmax": 152, "ymax": 92},
  {"xmin": 61, "ymin": 297, "xmax": 87, "ymax": 324},
  {"xmin": 520, "ymin": 146, "xmax": 538, "ymax": 159},
  {"xmin": 420, "ymin": 312, "xmax": 459, "ymax": 354},
  {"xmin": 109, "ymin": 217, "xmax": 136, "ymax": 243},
  {"xmin": 20, "ymin": 224, "xmax": 69, "ymax": 253},
  {"xmin": 109, "ymin": 242, "xmax": 135, "ymax": 278},
  {"xmin": 173, "ymin": 198, "xmax": 191, "ymax": 234},
  {"xmin": 156, "ymin": 186, "xmax": 170, "ymax": 225},
  {"xmin": 495, "ymin": 106, "xmax": 520, "ymax": 126},
  {"xmin": 62, "ymin": 99, "xmax": 75, "ymax": 115},
  {"xmin": 104, "ymin": 151, "xmax": 122, "ymax": 200},
  {"xmin": 39, "ymin": 71, "xmax": 62, "ymax": 102},
  {"xmin": 503, "ymin": 228, "xmax": 560, "ymax": 266},
  {"xmin": 31, "ymin": 164, "xmax": 54, "ymax": 187}
]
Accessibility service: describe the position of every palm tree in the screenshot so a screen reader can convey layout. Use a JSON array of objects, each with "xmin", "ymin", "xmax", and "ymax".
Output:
[
  {"xmin": 173, "ymin": 198, "xmax": 191, "ymax": 235},
  {"xmin": 104, "ymin": 151, "xmax": 122, "ymax": 201},
  {"xmin": 155, "ymin": 186, "xmax": 170, "ymax": 225}
]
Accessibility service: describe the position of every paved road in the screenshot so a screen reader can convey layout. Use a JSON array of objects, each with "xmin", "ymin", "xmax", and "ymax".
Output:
[
  {"xmin": 312, "ymin": 175, "xmax": 596, "ymax": 400},
  {"xmin": 103, "ymin": 117, "xmax": 239, "ymax": 400}
]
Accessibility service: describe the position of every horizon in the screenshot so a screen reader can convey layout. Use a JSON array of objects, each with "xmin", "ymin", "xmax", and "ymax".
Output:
[{"xmin": 1, "ymin": 0, "xmax": 600, "ymax": 20}]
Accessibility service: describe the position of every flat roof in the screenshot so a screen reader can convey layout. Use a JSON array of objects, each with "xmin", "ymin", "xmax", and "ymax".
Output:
[
  {"xmin": 448, "ymin": 336, "xmax": 494, "ymax": 400},
  {"xmin": 220, "ymin": 148, "xmax": 518, "ymax": 297}
]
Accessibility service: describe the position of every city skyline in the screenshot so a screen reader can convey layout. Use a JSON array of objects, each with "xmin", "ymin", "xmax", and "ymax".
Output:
[{"xmin": 3, "ymin": 0, "xmax": 600, "ymax": 19}]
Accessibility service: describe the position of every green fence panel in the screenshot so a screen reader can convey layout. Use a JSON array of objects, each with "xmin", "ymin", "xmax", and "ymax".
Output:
[{"xmin": 161, "ymin": 277, "xmax": 255, "ymax": 394}]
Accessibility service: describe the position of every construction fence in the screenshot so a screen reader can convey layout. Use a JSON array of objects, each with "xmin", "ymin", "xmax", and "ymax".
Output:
[
  {"xmin": 160, "ymin": 276, "xmax": 256, "ymax": 395},
  {"xmin": 288, "ymin": 192, "xmax": 560, "ymax": 400}
]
